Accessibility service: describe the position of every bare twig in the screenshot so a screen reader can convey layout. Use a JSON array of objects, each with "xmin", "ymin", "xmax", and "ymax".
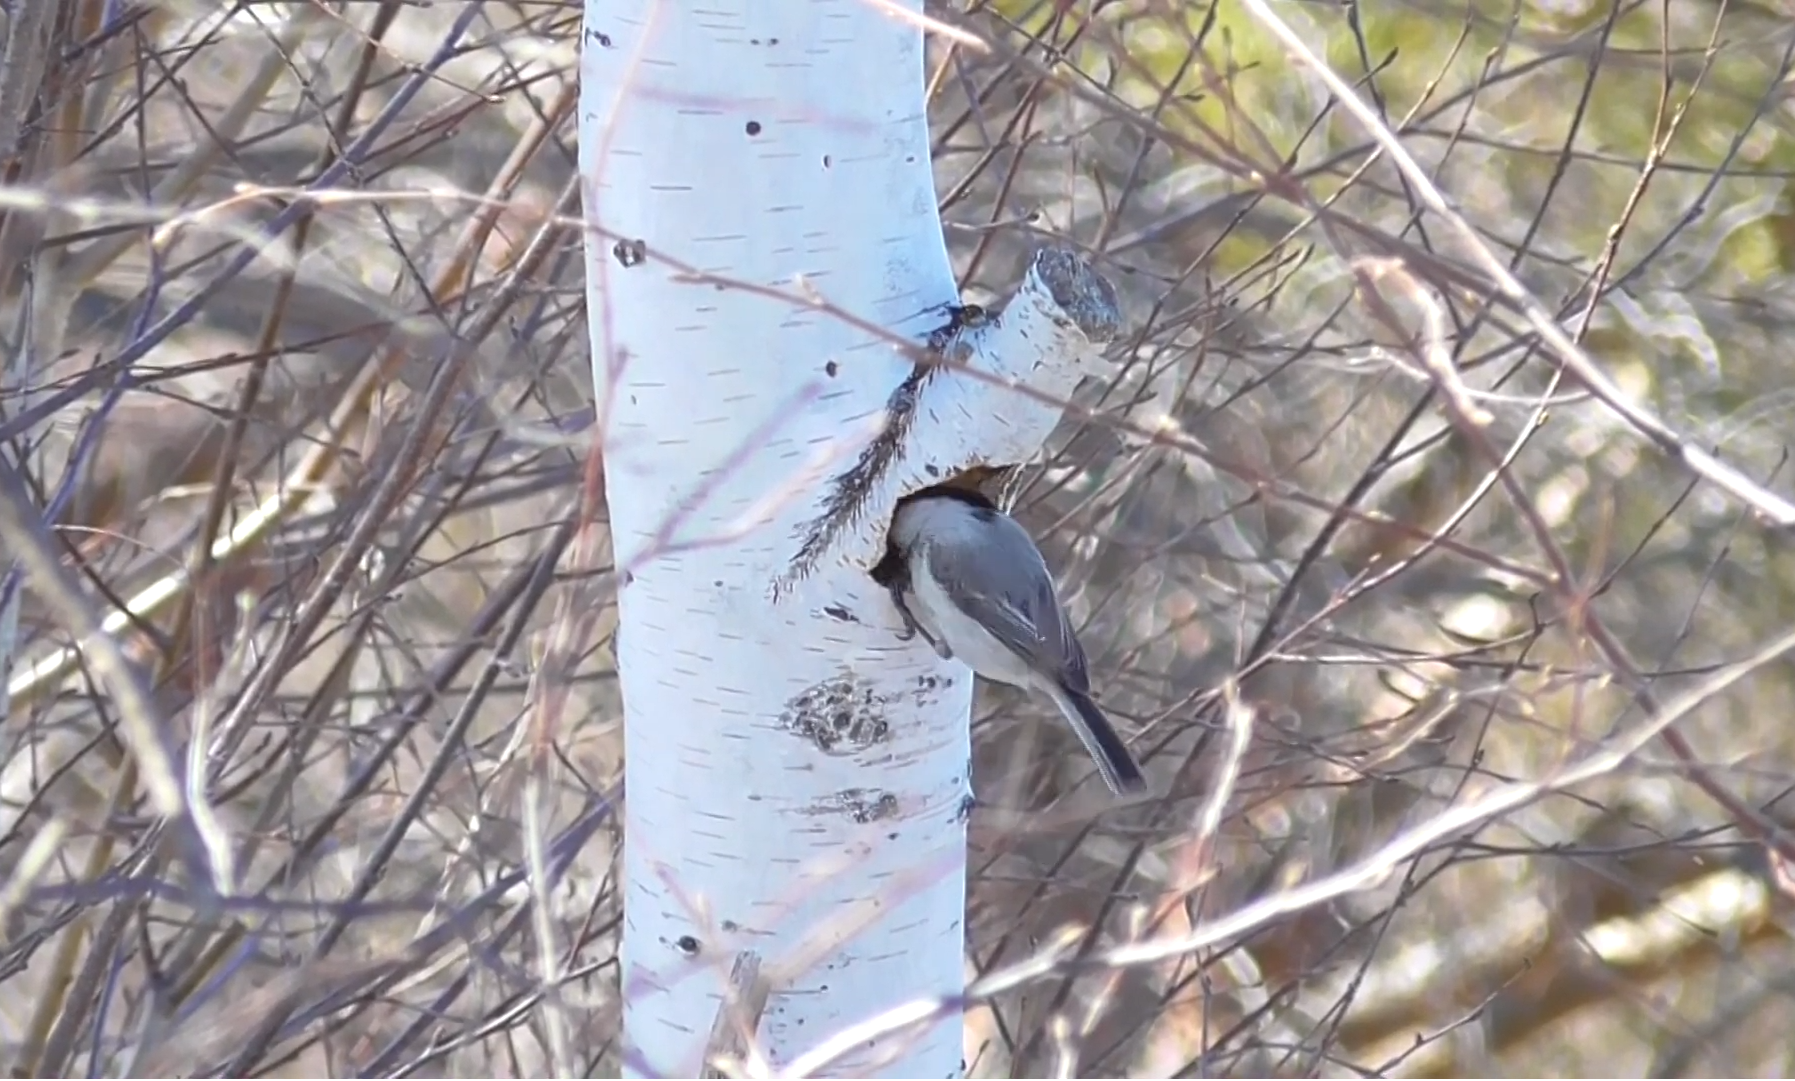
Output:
[{"xmin": 701, "ymin": 951, "xmax": 773, "ymax": 1079}]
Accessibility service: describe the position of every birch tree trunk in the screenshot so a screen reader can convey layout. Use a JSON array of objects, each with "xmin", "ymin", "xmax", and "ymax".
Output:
[{"xmin": 578, "ymin": 3, "xmax": 1122, "ymax": 1076}]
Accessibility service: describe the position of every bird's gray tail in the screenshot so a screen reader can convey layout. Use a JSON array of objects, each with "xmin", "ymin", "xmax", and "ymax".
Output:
[{"xmin": 1051, "ymin": 685, "xmax": 1148, "ymax": 797}]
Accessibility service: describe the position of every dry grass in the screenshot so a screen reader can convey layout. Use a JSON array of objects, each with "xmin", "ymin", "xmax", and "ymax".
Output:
[{"xmin": 2, "ymin": 0, "xmax": 1794, "ymax": 1076}]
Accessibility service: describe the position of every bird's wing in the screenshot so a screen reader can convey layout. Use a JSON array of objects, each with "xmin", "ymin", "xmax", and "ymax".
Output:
[{"xmin": 926, "ymin": 520, "xmax": 1092, "ymax": 693}]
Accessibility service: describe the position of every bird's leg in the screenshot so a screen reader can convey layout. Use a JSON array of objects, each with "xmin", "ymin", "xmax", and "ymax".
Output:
[
  {"xmin": 889, "ymin": 583, "xmax": 950, "ymax": 658},
  {"xmin": 889, "ymin": 585, "xmax": 925, "ymax": 643}
]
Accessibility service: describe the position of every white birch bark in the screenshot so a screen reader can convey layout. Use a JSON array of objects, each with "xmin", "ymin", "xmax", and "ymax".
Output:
[{"xmin": 578, "ymin": 2, "xmax": 1122, "ymax": 1076}]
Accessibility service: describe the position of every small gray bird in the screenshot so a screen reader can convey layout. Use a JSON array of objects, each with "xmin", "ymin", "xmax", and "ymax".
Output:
[{"xmin": 877, "ymin": 488, "xmax": 1147, "ymax": 797}]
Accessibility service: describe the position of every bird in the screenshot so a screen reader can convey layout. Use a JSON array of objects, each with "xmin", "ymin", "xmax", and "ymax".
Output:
[{"xmin": 878, "ymin": 487, "xmax": 1148, "ymax": 797}]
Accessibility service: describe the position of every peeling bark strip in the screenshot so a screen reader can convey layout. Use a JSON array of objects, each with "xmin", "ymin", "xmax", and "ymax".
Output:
[{"xmin": 781, "ymin": 360, "xmax": 935, "ymax": 596}]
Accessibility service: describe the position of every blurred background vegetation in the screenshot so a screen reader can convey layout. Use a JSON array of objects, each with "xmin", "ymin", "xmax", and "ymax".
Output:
[{"xmin": 1, "ymin": 0, "xmax": 1793, "ymax": 1075}]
